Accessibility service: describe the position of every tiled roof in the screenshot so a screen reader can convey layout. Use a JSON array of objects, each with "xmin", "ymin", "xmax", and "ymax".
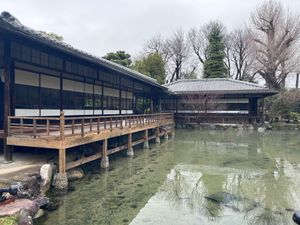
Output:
[
  {"xmin": 164, "ymin": 78, "xmax": 277, "ymax": 95},
  {"xmin": 0, "ymin": 12, "xmax": 163, "ymax": 88}
]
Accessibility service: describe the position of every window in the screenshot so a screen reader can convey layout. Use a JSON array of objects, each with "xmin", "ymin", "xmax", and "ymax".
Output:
[
  {"xmin": 15, "ymin": 70, "xmax": 39, "ymax": 109},
  {"xmin": 21, "ymin": 45, "xmax": 31, "ymax": 62},
  {"xmin": 40, "ymin": 75, "xmax": 60, "ymax": 109}
]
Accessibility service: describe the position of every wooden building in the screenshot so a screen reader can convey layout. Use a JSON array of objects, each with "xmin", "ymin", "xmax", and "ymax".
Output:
[
  {"xmin": 162, "ymin": 79, "xmax": 277, "ymax": 124},
  {"xmin": 0, "ymin": 11, "xmax": 173, "ymax": 173}
]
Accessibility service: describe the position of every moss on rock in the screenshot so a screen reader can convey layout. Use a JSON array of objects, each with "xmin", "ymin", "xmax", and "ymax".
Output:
[{"xmin": 0, "ymin": 216, "xmax": 18, "ymax": 225}]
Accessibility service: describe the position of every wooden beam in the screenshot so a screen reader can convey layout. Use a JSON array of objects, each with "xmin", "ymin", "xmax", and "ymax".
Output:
[
  {"xmin": 3, "ymin": 38, "xmax": 13, "ymax": 162},
  {"xmin": 66, "ymin": 152, "xmax": 102, "ymax": 170},
  {"xmin": 59, "ymin": 148, "xmax": 66, "ymax": 174}
]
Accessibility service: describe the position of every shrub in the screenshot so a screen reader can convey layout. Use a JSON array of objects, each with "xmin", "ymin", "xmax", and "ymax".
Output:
[{"xmin": 265, "ymin": 89, "xmax": 300, "ymax": 122}]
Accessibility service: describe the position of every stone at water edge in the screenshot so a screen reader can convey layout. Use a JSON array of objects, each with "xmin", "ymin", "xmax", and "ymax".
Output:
[
  {"xmin": 52, "ymin": 173, "xmax": 68, "ymax": 190},
  {"xmin": 40, "ymin": 164, "xmax": 53, "ymax": 193},
  {"xmin": 257, "ymin": 127, "xmax": 266, "ymax": 133},
  {"xmin": 19, "ymin": 209, "xmax": 32, "ymax": 225},
  {"xmin": 33, "ymin": 209, "xmax": 44, "ymax": 220},
  {"xmin": 0, "ymin": 199, "xmax": 39, "ymax": 217},
  {"xmin": 67, "ymin": 168, "xmax": 85, "ymax": 181},
  {"xmin": 34, "ymin": 196, "xmax": 50, "ymax": 208}
]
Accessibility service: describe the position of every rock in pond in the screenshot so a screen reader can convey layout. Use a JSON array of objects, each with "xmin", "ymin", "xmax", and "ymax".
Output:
[
  {"xmin": 19, "ymin": 209, "xmax": 33, "ymax": 225},
  {"xmin": 205, "ymin": 191, "xmax": 259, "ymax": 212},
  {"xmin": 40, "ymin": 164, "xmax": 53, "ymax": 193},
  {"xmin": 0, "ymin": 199, "xmax": 39, "ymax": 217},
  {"xmin": 67, "ymin": 168, "xmax": 85, "ymax": 181}
]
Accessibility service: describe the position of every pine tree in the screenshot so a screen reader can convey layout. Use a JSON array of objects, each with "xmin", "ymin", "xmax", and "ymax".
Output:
[{"xmin": 203, "ymin": 22, "xmax": 228, "ymax": 78}]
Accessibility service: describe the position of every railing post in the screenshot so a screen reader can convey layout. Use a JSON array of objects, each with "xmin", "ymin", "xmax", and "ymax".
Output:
[
  {"xmin": 60, "ymin": 111, "xmax": 65, "ymax": 140},
  {"xmin": 20, "ymin": 118, "xmax": 24, "ymax": 134},
  {"xmin": 110, "ymin": 117, "xmax": 113, "ymax": 131},
  {"xmin": 7, "ymin": 117, "xmax": 11, "ymax": 136},
  {"xmin": 97, "ymin": 118, "xmax": 100, "ymax": 134},
  {"xmin": 33, "ymin": 119, "xmax": 37, "ymax": 138},
  {"xmin": 90, "ymin": 118, "xmax": 93, "ymax": 132},
  {"xmin": 129, "ymin": 116, "xmax": 131, "ymax": 128},
  {"xmin": 46, "ymin": 119, "xmax": 50, "ymax": 136},
  {"xmin": 72, "ymin": 119, "xmax": 75, "ymax": 135},
  {"xmin": 81, "ymin": 118, "xmax": 84, "ymax": 137}
]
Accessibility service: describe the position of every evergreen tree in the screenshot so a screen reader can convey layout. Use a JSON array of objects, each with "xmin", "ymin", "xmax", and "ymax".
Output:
[
  {"xmin": 203, "ymin": 22, "xmax": 228, "ymax": 78},
  {"xmin": 133, "ymin": 53, "xmax": 166, "ymax": 84},
  {"xmin": 103, "ymin": 51, "xmax": 132, "ymax": 67}
]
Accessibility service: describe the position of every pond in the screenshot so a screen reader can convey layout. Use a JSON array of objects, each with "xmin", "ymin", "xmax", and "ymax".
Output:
[{"xmin": 36, "ymin": 129, "xmax": 300, "ymax": 225}]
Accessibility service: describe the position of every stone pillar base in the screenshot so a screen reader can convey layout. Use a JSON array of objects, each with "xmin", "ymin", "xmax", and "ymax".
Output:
[
  {"xmin": 101, "ymin": 156, "xmax": 110, "ymax": 169},
  {"xmin": 54, "ymin": 173, "xmax": 68, "ymax": 190},
  {"xmin": 127, "ymin": 147, "xmax": 134, "ymax": 157},
  {"xmin": 171, "ymin": 131, "xmax": 175, "ymax": 138},
  {"xmin": 143, "ymin": 140, "xmax": 149, "ymax": 149},
  {"xmin": 155, "ymin": 136, "xmax": 160, "ymax": 144}
]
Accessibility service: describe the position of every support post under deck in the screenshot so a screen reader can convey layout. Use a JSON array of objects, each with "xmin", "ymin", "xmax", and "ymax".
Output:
[
  {"xmin": 101, "ymin": 139, "xmax": 109, "ymax": 169},
  {"xmin": 155, "ymin": 127, "xmax": 160, "ymax": 144},
  {"xmin": 143, "ymin": 129, "xmax": 149, "ymax": 149},
  {"xmin": 55, "ymin": 148, "xmax": 68, "ymax": 189},
  {"xmin": 127, "ymin": 133, "xmax": 134, "ymax": 156}
]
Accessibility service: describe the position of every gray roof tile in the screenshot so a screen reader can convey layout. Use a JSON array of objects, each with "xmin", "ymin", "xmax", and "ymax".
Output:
[
  {"xmin": 164, "ymin": 78, "xmax": 277, "ymax": 95},
  {"xmin": 0, "ymin": 11, "xmax": 162, "ymax": 88}
]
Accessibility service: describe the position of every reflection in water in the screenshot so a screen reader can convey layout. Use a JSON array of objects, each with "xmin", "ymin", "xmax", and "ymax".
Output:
[{"xmin": 37, "ymin": 130, "xmax": 300, "ymax": 225}]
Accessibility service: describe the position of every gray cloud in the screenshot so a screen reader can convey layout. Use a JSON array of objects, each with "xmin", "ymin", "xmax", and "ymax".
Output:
[{"xmin": 1, "ymin": 0, "xmax": 300, "ymax": 57}]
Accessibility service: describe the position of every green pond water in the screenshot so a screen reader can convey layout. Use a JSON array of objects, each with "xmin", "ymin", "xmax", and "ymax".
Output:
[{"xmin": 36, "ymin": 129, "xmax": 300, "ymax": 225}]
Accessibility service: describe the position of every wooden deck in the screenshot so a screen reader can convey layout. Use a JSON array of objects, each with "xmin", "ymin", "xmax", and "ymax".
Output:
[{"xmin": 6, "ymin": 113, "xmax": 174, "ymax": 176}]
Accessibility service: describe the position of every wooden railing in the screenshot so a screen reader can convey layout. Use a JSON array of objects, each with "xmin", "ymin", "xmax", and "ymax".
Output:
[{"xmin": 8, "ymin": 112, "xmax": 174, "ymax": 139}]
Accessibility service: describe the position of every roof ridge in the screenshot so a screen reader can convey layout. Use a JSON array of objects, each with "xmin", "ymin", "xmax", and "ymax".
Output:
[{"xmin": 227, "ymin": 78, "xmax": 267, "ymax": 88}]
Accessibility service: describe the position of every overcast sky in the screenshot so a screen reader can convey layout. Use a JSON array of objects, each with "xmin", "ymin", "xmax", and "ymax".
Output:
[{"xmin": 1, "ymin": 0, "xmax": 300, "ymax": 58}]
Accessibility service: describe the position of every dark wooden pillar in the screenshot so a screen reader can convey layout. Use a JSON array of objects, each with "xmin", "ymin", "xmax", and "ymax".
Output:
[
  {"xmin": 296, "ymin": 73, "xmax": 299, "ymax": 89},
  {"xmin": 3, "ymin": 38, "xmax": 13, "ymax": 162},
  {"xmin": 119, "ymin": 76, "xmax": 122, "ymax": 115}
]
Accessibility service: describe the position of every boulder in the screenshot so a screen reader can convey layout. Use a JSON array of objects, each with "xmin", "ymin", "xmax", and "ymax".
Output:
[
  {"xmin": 33, "ymin": 209, "xmax": 45, "ymax": 220},
  {"xmin": 34, "ymin": 196, "xmax": 49, "ymax": 208},
  {"xmin": 40, "ymin": 164, "xmax": 53, "ymax": 193},
  {"xmin": 67, "ymin": 168, "xmax": 85, "ymax": 181},
  {"xmin": 257, "ymin": 127, "xmax": 266, "ymax": 133},
  {"xmin": 0, "ymin": 199, "xmax": 39, "ymax": 217},
  {"xmin": 52, "ymin": 173, "xmax": 68, "ymax": 190},
  {"xmin": 17, "ymin": 174, "xmax": 41, "ymax": 199},
  {"xmin": 18, "ymin": 209, "xmax": 33, "ymax": 225}
]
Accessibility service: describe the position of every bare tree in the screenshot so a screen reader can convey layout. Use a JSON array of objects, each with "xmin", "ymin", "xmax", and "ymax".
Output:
[
  {"xmin": 250, "ymin": 0, "xmax": 300, "ymax": 90},
  {"xmin": 143, "ymin": 34, "xmax": 172, "ymax": 64},
  {"xmin": 229, "ymin": 28, "xmax": 257, "ymax": 82},
  {"xmin": 166, "ymin": 30, "xmax": 190, "ymax": 82},
  {"xmin": 188, "ymin": 26, "xmax": 207, "ymax": 65}
]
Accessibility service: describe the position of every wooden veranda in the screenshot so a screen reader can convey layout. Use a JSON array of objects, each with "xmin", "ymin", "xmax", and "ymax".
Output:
[{"xmin": 6, "ymin": 112, "xmax": 174, "ymax": 175}]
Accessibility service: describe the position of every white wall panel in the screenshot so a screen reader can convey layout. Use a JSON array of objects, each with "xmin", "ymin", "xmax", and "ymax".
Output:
[
  {"xmin": 41, "ymin": 109, "xmax": 60, "ymax": 116},
  {"xmin": 15, "ymin": 70, "xmax": 39, "ymax": 87},
  {"xmin": 104, "ymin": 87, "xmax": 119, "ymax": 97},
  {"xmin": 94, "ymin": 85, "xmax": 102, "ymax": 95},
  {"xmin": 103, "ymin": 110, "xmax": 119, "ymax": 115},
  {"xmin": 63, "ymin": 79, "xmax": 74, "ymax": 92},
  {"xmin": 84, "ymin": 110, "xmax": 94, "ymax": 115},
  {"xmin": 15, "ymin": 109, "xmax": 40, "ymax": 117},
  {"xmin": 85, "ymin": 83, "xmax": 93, "ymax": 94},
  {"xmin": 41, "ymin": 75, "xmax": 60, "ymax": 90},
  {"xmin": 94, "ymin": 110, "xmax": 103, "ymax": 115}
]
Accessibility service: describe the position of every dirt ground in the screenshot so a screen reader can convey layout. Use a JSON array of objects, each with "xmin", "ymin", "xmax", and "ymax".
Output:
[{"xmin": 0, "ymin": 150, "xmax": 55, "ymax": 187}]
